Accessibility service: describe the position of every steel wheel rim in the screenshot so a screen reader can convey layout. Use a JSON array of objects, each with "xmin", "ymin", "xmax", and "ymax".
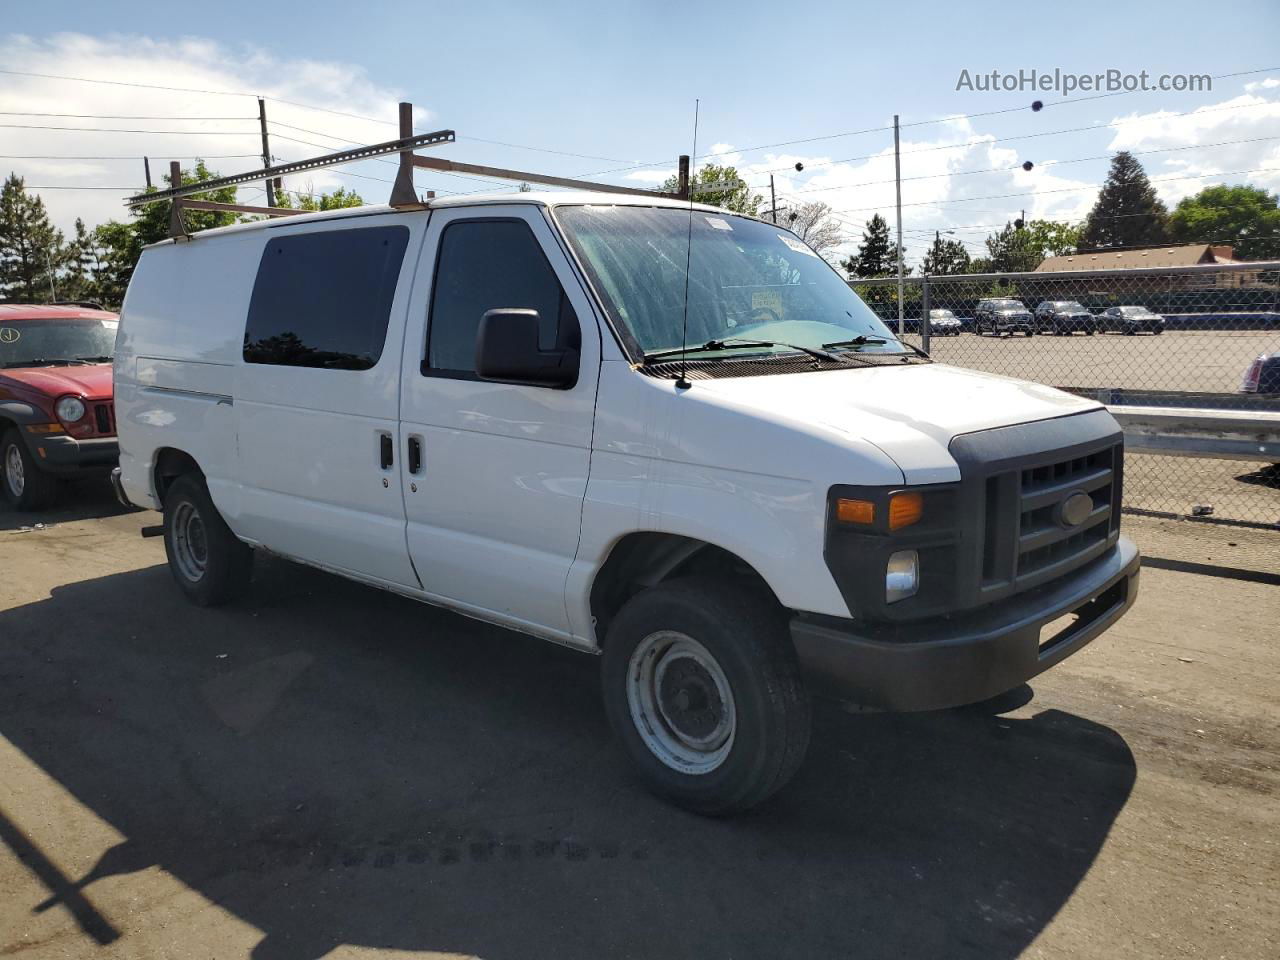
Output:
[
  {"xmin": 626, "ymin": 631, "xmax": 735, "ymax": 775},
  {"xmin": 172, "ymin": 501, "xmax": 208, "ymax": 582},
  {"xmin": 4, "ymin": 444, "xmax": 24, "ymax": 498}
]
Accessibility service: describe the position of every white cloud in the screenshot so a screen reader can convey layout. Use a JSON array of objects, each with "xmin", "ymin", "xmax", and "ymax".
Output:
[
  {"xmin": 1244, "ymin": 77, "xmax": 1280, "ymax": 92},
  {"xmin": 0, "ymin": 32, "xmax": 417, "ymax": 233}
]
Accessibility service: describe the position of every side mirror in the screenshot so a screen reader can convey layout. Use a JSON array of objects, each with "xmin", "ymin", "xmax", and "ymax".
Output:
[{"xmin": 475, "ymin": 308, "xmax": 579, "ymax": 389}]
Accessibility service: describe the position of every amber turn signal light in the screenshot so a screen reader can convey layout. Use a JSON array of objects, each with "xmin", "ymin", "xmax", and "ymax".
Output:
[
  {"xmin": 835, "ymin": 498, "xmax": 875, "ymax": 525},
  {"xmin": 888, "ymin": 492, "xmax": 924, "ymax": 531},
  {"xmin": 25, "ymin": 423, "xmax": 65, "ymax": 435}
]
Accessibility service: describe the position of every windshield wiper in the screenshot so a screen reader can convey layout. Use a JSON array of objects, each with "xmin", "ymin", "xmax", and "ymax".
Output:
[
  {"xmin": 0, "ymin": 358, "xmax": 90, "ymax": 368},
  {"xmin": 644, "ymin": 337, "xmax": 845, "ymax": 365},
  {"xmin": 825, "ymin": 333, "xmax": 932, "ymax": 362},
  {"xmin": 821, "ymin": 335, "xmax": 888, "ymax": 349},
  {"xmin": 75, "ymin": 355, "xmax": 114, "ymax": 363}
]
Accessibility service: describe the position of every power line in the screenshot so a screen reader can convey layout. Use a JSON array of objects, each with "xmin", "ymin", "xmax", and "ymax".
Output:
[
  {"xmin": 0, "ymin": 110, "xmax": 254, "ymax": 121},
  {"xmin": 822, "ymin": 164, "xmax": 1280, "ymax": 215},
  {"xmin": 745, "ymin": 99, "xmax": 1280, "ymax": 180},
  {"xmin": 0, "ymin": 153, "xmax": 262, "ymax": 160},
  {"xmin": 768, "ymin": 133, "xmax": 1280, "ymax": 196},
  {"xmin": 0, "ymin": 122, "xmax": 260, "ymax": 135}
]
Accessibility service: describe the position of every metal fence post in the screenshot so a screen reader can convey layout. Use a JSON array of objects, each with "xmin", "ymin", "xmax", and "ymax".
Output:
[{"xmin": 920, "ymin": 275, "xmax": 931, "ymax": 355}]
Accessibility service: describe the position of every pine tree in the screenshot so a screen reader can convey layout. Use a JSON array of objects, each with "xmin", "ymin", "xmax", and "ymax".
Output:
[
  {"xmin": 0, "ymin": 173, "xmax": 66, "ymax": 302},
  {"xmin": 1079, "ymin": 152, "xmax": 1168, "ymax": 249},
  {"xmin": 921, "ymin": 233, "xmax": 971, "ymax": 275},
  {"xmin": 842, "ymin": 213, "xmax": 896, "ymax": 277}
]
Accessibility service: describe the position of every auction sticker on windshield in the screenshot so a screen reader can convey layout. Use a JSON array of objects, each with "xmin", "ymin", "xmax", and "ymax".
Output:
[
  {"xmin": 778, "ymin": 234, "xmax": 818, "ymax": 257},
  {"xmin": 0, "ymin": 328, "xmax": 20, "ymax": 344},
  {"xmin": 704, "ymin": 216, "xmax": 733, "ymax": 231}
]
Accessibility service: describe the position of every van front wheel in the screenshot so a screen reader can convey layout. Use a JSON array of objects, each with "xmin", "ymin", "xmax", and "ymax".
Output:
[
  {"xmin": 162, "ymin": 473, "xmax": 253, "ymax": 606},
  {"xmin": 601, "ymin": 576, "xmax": 811, "ymax": 815}
]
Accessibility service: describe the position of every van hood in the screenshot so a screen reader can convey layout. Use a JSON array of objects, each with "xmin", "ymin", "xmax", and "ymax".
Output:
[
  {"xmin": 0, "ymin": 362, "xmax": 114, "ymax": 400},
  {"xmin": 694, "ymin": 362, "xmax": 1100, "ymax": 484}
]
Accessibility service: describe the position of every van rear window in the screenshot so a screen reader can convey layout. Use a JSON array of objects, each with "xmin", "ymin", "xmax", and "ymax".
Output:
[{"xmin": 243, "ymin": 225, "xmax": 410, "ymax": 370}]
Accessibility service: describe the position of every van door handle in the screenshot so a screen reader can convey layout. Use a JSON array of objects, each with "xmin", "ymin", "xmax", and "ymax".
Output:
[
  {"xmin": 407, "ymin": 436, "xmax": 422, "ymax": 474},
  {"xmin": 380, "ymin": 433, "xmax": 394, "ymax": 469}
]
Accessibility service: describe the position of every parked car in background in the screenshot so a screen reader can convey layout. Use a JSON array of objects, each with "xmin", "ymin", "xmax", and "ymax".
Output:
[
  {"xmin": 925, "ymin": 308, "xmax": 962, "ymax": 336},
  {"xmin": 1035, "ymin": 300, "xmax": 1096, "ymax": 336},
  {"xmin": 1241, "ymin": 353, "xmax": 1280, "ymax": 394},
  {"xmin": 0, "ymin": 304, "xmax": 119, "ymax": 509},
  {"xmin": 1098, "ymin": 305, "xmax": 1165, "ymax": 335},
  {"xmin": 974, "ymin": 299, "xmax": 1035, "ymax": 336}
]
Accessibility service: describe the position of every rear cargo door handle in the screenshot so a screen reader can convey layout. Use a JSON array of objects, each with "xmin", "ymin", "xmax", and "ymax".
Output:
[
  {"xmin": 407, "ymin": 436, "xmax": 422, "ymax": 474},
  {"xmin": 379, "ymin": 432, "xmax": 394, "ymax": 469}
]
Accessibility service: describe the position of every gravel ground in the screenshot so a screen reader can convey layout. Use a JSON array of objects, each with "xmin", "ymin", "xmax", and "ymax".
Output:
[{"xmin": 0, "ymin": 491, "xmax": 1276, "ymax": 960}]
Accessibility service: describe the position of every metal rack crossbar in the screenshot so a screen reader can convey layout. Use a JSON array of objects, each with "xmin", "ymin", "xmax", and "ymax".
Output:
[{"xmin": 124, "ymin": 101, "xmax": 691, "ymax": 240}]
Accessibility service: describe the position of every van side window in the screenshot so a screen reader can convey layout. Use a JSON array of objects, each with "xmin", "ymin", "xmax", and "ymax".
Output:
[
  {"xmin": 244, "ymin": 226, "xmax": 410, "ymax": 371},
  {"xmin": 425, "ymin": 218, "xmax": 575, "ymax": 377}
]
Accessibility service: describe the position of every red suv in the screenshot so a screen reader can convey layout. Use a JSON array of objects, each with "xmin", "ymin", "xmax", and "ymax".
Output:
[{"xmin": 0, "ymin": 304, "xmax": 119, "ymax": 509}]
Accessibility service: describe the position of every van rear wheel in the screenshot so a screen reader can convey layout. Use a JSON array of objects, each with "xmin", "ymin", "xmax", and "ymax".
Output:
[
  {"xmin": 162, "ymin": 472, "xmax": 253, "ymax": 606},
  {"xmin": 601, "ymin": 576, "xmax": 811, "ymax": 816}
]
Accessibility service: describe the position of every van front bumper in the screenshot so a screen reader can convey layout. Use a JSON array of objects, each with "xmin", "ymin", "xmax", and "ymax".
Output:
[{"xmin": 790, "ymin": 536, "xmax": 1140, "ymax": 712}]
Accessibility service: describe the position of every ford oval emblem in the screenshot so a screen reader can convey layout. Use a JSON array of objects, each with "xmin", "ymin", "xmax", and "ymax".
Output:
[{"xmin": 1059, "ymin": 491, "xmax": 1093, "ymax": 528}]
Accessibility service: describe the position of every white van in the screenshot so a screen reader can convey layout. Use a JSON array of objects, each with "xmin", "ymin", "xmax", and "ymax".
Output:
[{"xmin": 113, "ymin": 193, "xmax": 1139, "ymax": 814}]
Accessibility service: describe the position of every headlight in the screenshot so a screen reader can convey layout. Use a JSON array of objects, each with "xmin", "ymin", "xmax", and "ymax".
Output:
[
  {"xmin": 886, "ymin": 550, "xmax": 919, "ymax": 603},
  {"xmin": 55, "ymin": 396, "xmax": 86, "ymax": 423}
]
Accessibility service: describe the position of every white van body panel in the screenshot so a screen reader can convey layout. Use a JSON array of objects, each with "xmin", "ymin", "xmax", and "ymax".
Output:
[
  {"xmin": 397, "ymin": 205, "xmax": 601, "ymax": 637},
  {"xmin": 690, "ymin": 364, "xmax": 1101, "ymax": 485},
  {"xmin": 231, "ymin": 212, "xmax": 427, "ymax": 588},
  {"xmin": 113, "ymin": 231, "xmax": 260, "ymax": 512},
  {"xmin": 563, "ymin": 360, "xmax": 909, "ymax": 636}
]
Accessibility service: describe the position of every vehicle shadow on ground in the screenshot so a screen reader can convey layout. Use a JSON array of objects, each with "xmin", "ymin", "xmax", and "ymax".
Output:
[
  {"xmin": 0, "ymin": 482, "xmax": 135, "ymax": 532},
  {"xmin": 0, "ymin": 558, "xmax": 1136, "ymax": 960}
]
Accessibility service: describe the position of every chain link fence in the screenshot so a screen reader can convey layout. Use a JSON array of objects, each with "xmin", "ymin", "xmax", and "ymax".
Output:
[{"xmin": 852, "ymin": 261, "xmax": 1280, "ymax": 528}]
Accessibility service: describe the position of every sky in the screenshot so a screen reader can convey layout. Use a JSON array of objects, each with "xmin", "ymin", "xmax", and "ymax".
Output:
[{"xmin": 2, "ymin": 0, "xmax": 1279, "ymax": 266}]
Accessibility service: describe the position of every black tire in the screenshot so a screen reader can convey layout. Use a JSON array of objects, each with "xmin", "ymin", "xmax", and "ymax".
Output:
[
  {"xmin": 601, "ymin": 576, "xmax": 812, "ymax": 816},
  {"xmin": 1, "ymin": 428, "xmax": 59, "ymax": 511},
  {"xmin": 1024, "ymin": 329, "xmax": 1035, "ymax": 337},
  {"xmin": 162, "ymin": 472, "xmax": 253, "ymax": 606}
]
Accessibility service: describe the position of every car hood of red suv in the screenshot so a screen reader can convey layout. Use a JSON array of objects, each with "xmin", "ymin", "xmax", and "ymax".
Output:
[{"xmin": 1, "ymin": 362, "xmax": 114, "ymax": 400}]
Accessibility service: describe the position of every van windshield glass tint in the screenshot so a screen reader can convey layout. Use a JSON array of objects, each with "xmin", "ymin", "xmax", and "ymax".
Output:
[
  {"xmin": 243, "ymin": 225, "xmax": 409, "ymax": 370},
  {"xmin": 554, "ymin": 205, "xmax": 906, "ymax": 358}
]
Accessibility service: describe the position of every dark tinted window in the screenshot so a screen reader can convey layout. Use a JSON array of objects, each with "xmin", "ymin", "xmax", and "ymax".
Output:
[
  {"xmin": 244, "ymin": 225, "xmax": 410, "ymax": 370},
  {"xmin": 426, "ymin": 219, "xmax": 573, "ymax": 375}
]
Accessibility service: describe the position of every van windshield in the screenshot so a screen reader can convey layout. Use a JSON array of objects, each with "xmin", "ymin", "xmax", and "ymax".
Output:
[{"xmin": 554, "ymin": 205, "xmax": 907, "ymax": 359}]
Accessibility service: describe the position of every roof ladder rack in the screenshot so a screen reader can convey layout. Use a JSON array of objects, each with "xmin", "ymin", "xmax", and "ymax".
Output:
[{"xmin": 124, "ymin": 101, "xmax": 690, "ymax": 239}]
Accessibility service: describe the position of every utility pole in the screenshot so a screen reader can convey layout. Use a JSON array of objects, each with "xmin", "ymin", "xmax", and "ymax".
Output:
[
  {"xmin": 893, "ymin": 114, "xmax": 905, "ymax": 337},
  {"xmin": 770, "ymin": 175, "xmax": 778, "ymax": 224},
  {"xmin": 258, "ymin": 98, "xmax": 275, "ymax": 207},
  {"xmin": 143, "ymin": 156, "xmax": 152, "ymax": 189},
  {"xmin": 45, "ymin": 250, "xmax": 57, "ymax": 302}
]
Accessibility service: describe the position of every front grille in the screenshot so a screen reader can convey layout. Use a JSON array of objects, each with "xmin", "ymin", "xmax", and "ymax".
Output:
[
  {"xmin": 980, "ymin": 440, "xmax": 1120, "ymax": 593},
  {"xmin": 93, "ymin": 402, "xmax": 116, "ymax": 435}
]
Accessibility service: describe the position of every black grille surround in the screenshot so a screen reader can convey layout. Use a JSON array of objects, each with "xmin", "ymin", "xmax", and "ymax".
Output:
[
  {"xmin": 92, "ymin": 401, "xmax": 116, "ymax": 436},
  {"xmin": 822, "ymin": 408, "xmax": 1124, "ymax": 623}
]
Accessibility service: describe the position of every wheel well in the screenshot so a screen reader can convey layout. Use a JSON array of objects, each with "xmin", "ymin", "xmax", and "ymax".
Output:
[
  {"xmin": 589, "ymin": 533, "xmax": 777, "ymax": 644},
  {"xmin": 152, "ymin": 448, "xmax": 201, "ymax": 504}
]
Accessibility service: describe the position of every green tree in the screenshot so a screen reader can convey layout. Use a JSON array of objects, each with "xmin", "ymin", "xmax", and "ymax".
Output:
[
  {"xmin": 89, "ymin": 161, "xmax": 242, "ymax": 307},
  {"xmin": 659, "ymin": 162, "xmax": 762, "ymax": 215},
  {"xmin": 1079, "ymin": 151, "xmax": 1168, "ymax": 249},
  {"xmin": 921, "ymin": 232, "xmax": 971, "ymax": 275},
  {"xmin": 273, "ymin": 185, "xmax": 365, "ymax": 212},
  {"xmin": 1167, "ymin": 184, "xmax": 1280, "ymax": 261},
  {"xmin": 0, "ymin": 173, "xmax": 67, "ymax": 302},
  {"xmin": 982, "ymin": 219, "xmax": 1082, "ymax": 272},
  {"xmin": 841, "ymin": 213, "xmax": 896, "ymax": 277}
]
